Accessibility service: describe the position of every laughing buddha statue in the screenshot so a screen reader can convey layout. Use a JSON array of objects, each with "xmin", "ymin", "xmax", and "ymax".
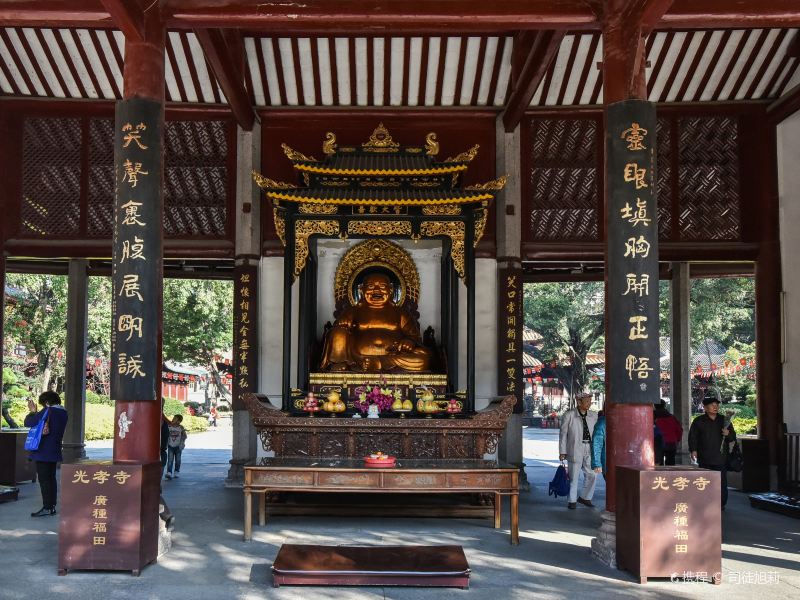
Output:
[{"xmin": 319, "ymin": 272, "xmax": 432, "ymax": 372}]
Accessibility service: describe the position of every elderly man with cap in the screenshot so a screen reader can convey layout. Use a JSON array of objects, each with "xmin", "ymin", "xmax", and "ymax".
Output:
[
  {"xmin": 559, "ymin": 392, "xmax": 598, "ymax": 509},
  {"xmin": 688, "ymin": 396, "xmax": 736, "ymax": 508}
]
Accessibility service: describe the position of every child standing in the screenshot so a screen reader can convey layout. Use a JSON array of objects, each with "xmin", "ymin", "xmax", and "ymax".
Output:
[{"xmin": 165, "ymin": 415, "xmax": 187, "ymax": 480}]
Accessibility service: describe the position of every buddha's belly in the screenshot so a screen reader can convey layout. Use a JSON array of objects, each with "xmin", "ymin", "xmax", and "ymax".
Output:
[{"xmin": 353, "ymin": 330, "xmax": 401, "ymax": 356}]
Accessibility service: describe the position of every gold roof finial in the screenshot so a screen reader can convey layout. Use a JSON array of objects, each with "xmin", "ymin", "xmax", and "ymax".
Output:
[
  {"xmin": 252, "ymin": 171, "xmax": 297, "ymax": 190},
  {"xmin": 444, "ymin": 144, "xmax": 480, "ymax": 163},
  {"xmin": 465, "ymin": 175, "xmax": 508, "ymax": 191},
  {"xmin": 425, "ymin": 133, "xmax": 439, "ymax": 156},
  {"xmin": 322, "ymin": 132, "xmax": 337, "ymax": 155},
  {"xmin": 362, "ymin": 123, "xmax": 400, "ymax": 151},
  {"xmin": 281, "ymin": 143, "xmax": 317, "ymax": 162}
]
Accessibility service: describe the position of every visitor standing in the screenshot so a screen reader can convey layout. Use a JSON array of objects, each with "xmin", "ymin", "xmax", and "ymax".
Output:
[
  {"xmin": 559, "ymin": 393, "xmax": 598, "ymax": 509},
  {"xmin": 591, "ymin": 411, "xmax": 606, "ymax": 478},
  {"xmin": 209, "ymin": 405, "xmax": 218, "ymax": 428},
  {"xmin": 24, "ymin": 391, "xmax": 68, "ymax": 517},
  {"xmin": 165, "ymin": 415, "xmax": 187, "ymax": 480},
  {"xmin": 654, "ymin": 400, "xmax": 683, "ymax": 465},
  {"xmin": 160, "ymin": 410, "xmax": 170, "ymax": 478},
  {"xmin": 688, "ymin": 398, "xmax": 736, "ymax": 508}
]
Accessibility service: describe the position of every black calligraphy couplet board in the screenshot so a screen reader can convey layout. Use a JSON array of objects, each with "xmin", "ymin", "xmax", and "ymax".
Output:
[
  {"xmin": 498, "ymin": 265, "xmax": 523, "ymax": 411},
  {"xmin": 607, "ymin": 100, "xmax": 659, "ymax": 405},
  {"xmin": 111, "ymin": 99, "xmax": 163, "ymax": 401},
  {"xmin": 233, "ymin": 264, "xmax": 258, "ymax": 411}
]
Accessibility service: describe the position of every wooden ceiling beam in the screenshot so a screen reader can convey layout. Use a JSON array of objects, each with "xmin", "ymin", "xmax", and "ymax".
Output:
[
  {"xmin": 767, "ymin": 82, "xmax": 800, "ymax": 124},
  {"xmin": 624, "ymin": 0, "xmax": 676, "ymax": 34},
  {"xmin": 2, "ymin": 0, "xmax": 800, "ymax": 30},
  {"xmin": 193, "ymin": 27, "xmax": 256, "ymax": 130},
  {"xmin": 99, "ymin": 0, "xmax": 144, "ymax": 41},
  {"xmin": 0, "ymin": 1, "xmax": 111, "ymax": 27},
  {"xmin": 662, "ymin": 0, "xmax": 800, "ymax": 29},
  {"xmin": 502, "ymin": 30, "xmax": 565, "ymax": 132},
  {"xmin": 165, "ymin": 0, "xmax": 595, "ymax": 31}
]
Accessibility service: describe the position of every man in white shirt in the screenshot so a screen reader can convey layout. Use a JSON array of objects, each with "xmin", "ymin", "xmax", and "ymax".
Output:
[{"xmin": 559, "ymin": 393, "xmax": 598, "ymax": 509}]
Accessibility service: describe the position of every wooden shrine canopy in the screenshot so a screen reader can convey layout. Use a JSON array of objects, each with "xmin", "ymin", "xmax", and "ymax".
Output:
[{"xmin": 253, "ymin": 124, "xmax": 505, "ymax": 409}]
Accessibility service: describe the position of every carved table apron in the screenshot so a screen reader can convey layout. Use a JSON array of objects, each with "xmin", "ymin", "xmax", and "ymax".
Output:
[
  {"xmin": 243, "ymin": 394, "xmax": 516, "ymax": 460},
  {"xmin": 243, "ymin": 458, "xmax": 520, "ymax": 545}
]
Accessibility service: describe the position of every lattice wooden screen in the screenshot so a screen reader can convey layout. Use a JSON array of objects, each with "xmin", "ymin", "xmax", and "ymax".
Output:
[
  {"xmin": 164, "ymin": 120, "xmax": 229, "ymax": 237},
  {"xmin": 21, "ymin": 118, "xmax": 82, "ymax": 237},
  {"xmin": 522, "ymin": 113, "xmax": 742, "ymax": 246},
  {"xmin": 20, "ymin": 116, "xmax": 231, "ymax": 239},
  {"xmin": 88, "ymin": 118, "xmax": 114, "ymax": 237},
  {"xmin": 676, "ymin": 116, "xmax": 741, "ymax": 240},
  {"xmin": 656, "ymin": 117, "xmax": 672, "ymax": 240},
  {"xmin": 526, "ymin": 118, "xmax": 599, "ymax": 241}
]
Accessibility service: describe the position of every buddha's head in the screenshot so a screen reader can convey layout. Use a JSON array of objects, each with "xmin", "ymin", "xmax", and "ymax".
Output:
[{"xmin": 361, "ymin": 273, "xmax": 394, "ymax": 308}]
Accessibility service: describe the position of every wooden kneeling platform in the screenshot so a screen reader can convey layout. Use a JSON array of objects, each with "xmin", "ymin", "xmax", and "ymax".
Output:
[
  {"xmin": 0, "ymin": 485, "xmax": 19, "ymax": 502},
  {"xmin": 272, "ymin": 544, "xmax": 470, "ymax": 588}
]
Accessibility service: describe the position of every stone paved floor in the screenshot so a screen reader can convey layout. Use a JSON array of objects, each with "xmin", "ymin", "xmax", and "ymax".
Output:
[{"xmin": 0, "ymin": 422, "xmax": 798, "ymax": 599}]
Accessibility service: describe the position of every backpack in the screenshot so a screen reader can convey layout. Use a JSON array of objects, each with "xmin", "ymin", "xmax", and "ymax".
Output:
[{"xmin": 549, "ymin": 464, "xmax": 571, "ymax": 498}]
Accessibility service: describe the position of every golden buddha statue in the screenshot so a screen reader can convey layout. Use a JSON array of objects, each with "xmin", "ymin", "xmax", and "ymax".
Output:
[{"xmin": 320, "ymin": 272, "xmax": 432, "ymax": 372}]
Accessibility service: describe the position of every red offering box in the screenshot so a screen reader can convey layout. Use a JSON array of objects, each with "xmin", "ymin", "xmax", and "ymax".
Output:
[{"xmin": 363, "ymin": 456, "xmax": 396, "ymax": 468}]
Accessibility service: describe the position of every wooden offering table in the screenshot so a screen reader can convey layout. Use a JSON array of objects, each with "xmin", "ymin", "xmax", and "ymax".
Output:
[{"xmin": 244, "ymin": 457, "xmax": 520, "ymax": 544}]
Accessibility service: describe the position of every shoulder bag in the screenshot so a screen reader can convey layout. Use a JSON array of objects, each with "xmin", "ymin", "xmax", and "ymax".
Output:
[
  {"xmin": 24, "ymin": 408, "xmax": 50, "ymax": 451},
  {"xmin": 725, "ymin": 441, "xmax": 743, "ymax": 473}
]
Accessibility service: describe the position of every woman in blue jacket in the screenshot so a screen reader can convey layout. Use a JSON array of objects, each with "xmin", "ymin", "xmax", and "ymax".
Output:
[
  {"xmin": 591, "ymin": 413, "xmax": 606, "ymax": 478},
  {"xmin": 24, "ymin": 391, "xmax": 68, "ymax": 517}
]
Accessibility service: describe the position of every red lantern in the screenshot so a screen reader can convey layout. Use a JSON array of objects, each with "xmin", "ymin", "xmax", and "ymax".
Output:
[
  {"xmin": 739, "ymin": 358, "xmax": 747, "ymax": 366},
  {"xmin": 225, "ymin": 372, "xmax": 233, "ymax": 380},
  {"xmin": 710, "ymin": 363, "xmax": 717, "ymax": 371},
  {"xmin": 95, "ymin": 358, "xmax": 102, "ymax": 367},
  {"xmin": 189, "ymin": 375, "xmax": 196, "ymax": 382}
]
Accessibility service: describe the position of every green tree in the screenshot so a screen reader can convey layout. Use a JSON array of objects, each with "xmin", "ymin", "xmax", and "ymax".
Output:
[
  {"xmin": 690, "ymin": 277, "xmax": 754, "ymax": 349},
  {"xmin": 162, "ymin": 279, "xmax": 233, "ymax": 404},
  {"xmin": 4, "ymin": 274, "xmax": 68, "ymax": 393},
  {"xmin": 714, "ymin": 342, "xmax": 756, "ymax": 405},
  {"xmin": 87, "ymin": 277, "xmax": 112, "ymax": 356},
  {"xmin": 523, "ymin": 282, "xmax": 604, "ymax": 405}
]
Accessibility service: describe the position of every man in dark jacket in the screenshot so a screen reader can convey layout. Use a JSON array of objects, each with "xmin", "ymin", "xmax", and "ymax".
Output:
[
  {"xmin": 688, "ymin": 397, "xmax": 736, "ymax": 507},
  {"xmin": 24, "ymin": 391, "xmax": 68, "ymax": 517}
]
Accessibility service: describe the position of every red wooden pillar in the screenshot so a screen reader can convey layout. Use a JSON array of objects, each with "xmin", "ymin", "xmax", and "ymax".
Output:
[
  {"xmin": 112, "ymin": 12, "xmax": 165, "ymax": 466},
  {"xmin": 755, "ymin": 116, "xmax": 783, "ymax": 483},
  {"xmin": 601, "ymin": 2, "xmax": 656, "ymax": 513}
]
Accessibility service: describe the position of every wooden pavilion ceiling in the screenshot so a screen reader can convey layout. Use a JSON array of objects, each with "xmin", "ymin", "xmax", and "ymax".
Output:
[{"xmin": 0, "ymin": 26, "xmax": 798, "ymax": 108}]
